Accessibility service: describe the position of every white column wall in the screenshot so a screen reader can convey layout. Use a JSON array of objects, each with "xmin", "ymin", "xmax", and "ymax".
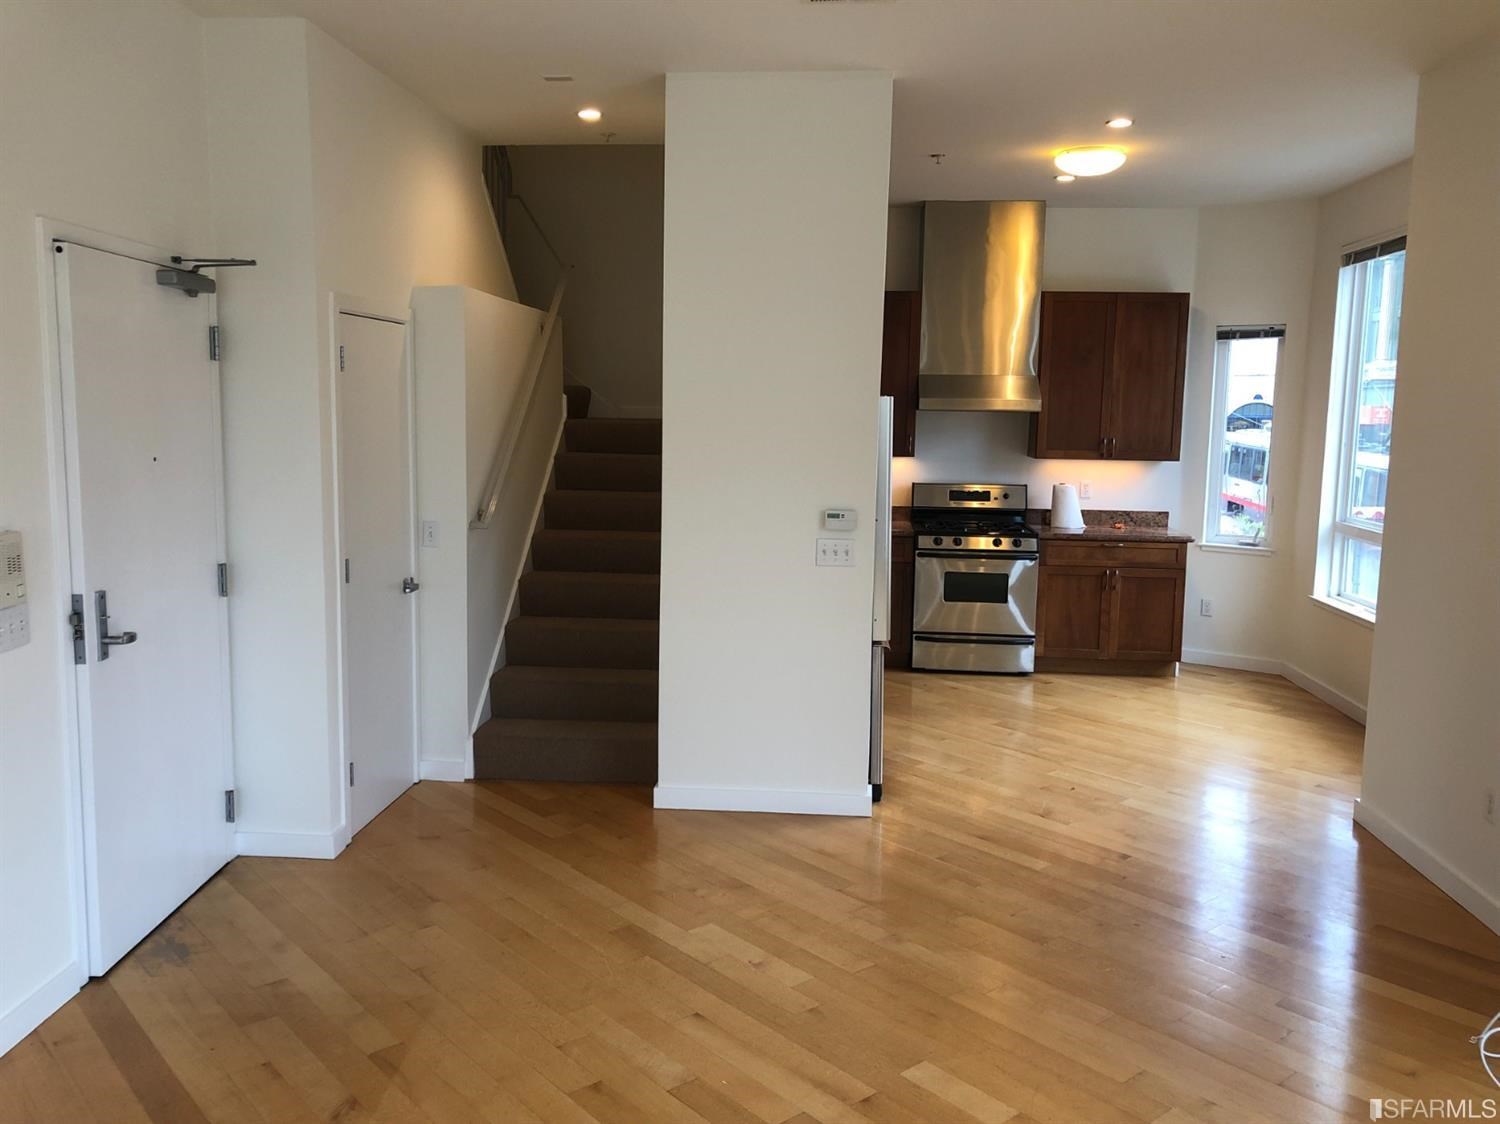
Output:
[
  {"xmin": 656, "ymin": 72, "xmax": 892, "ymax": 815},
  {"xmin": 1357, "ymin": 40, "xmax": 1500, "ymax": 933}
]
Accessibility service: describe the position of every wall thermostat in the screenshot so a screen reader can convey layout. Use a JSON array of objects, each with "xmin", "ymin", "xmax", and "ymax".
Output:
[
  {"xmin": 0, "ymin": 530, "xmax": 30, "ymax": 654},
  {"xmin": 822, "ymin": 508, "xmax": 857, "ymax": 531}
]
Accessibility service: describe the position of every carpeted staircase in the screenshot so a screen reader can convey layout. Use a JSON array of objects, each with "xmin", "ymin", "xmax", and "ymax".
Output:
[{"xmin": 473, "ymin": 387, "xmax": 661, "ymax": 783}]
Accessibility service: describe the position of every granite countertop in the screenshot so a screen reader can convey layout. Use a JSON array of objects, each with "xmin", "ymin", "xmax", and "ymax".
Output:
[
  {"xmin": 1030, "ymin": 508, "xmax": 1194, "ymax": 544},
  {"xmin": 1036, "ymin": 524, "xmax": 1195, "ymax": 544},
  {"xmin": 889, "ymin": 504, "xmax": 1192, "ymax": 543}
]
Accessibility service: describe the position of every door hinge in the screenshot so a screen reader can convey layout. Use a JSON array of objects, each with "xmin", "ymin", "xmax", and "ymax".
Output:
[
  {"xmin": 348, "ymin": 762, "xmax": 355, "ymax": 787},
  {"xmin": 343, "ymin": 558, "xmax": 350, "ymax": 584},
  {"xmin": 209, "ymin": 325, "xmax": 221, "ymax": 361},
  {"xmin": 69, "ymin": 594, "xmax": 86, "ymax": 665},
  {"xmin": 338, "ymin": 344, "xmax": 345, "ymax": 372},
  {"xmin": 224, "ymin": 789, "xmax": 236, "ymax": 823},
  {"xmin": 217, "ymin": 562, "xmax": 229, "ymax": 598}
]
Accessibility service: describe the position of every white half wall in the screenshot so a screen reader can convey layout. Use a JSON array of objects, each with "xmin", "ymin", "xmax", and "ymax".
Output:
[
  {"xmin": 0, "ymin": 0, "xmax": 214, "ymax": 1055},
  {"xmin": 657, "ymin": 71, "xmax": 892, "ymax": 816},
  {"xmin": 1357, "ymin": 39, "xmax": 1500, "ymax": 934},
  {"xmin": 410, "ymin": 284, "xmax": 562, "ymax": 775}
]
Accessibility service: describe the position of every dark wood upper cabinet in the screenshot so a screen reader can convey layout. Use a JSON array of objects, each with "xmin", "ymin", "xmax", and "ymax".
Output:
[
  {"xmin": 1030, "ymin": 291, "xmax": 1189, "ymax": 461},
  {"xmin": 880, "ymin": 291, "xmax": 921, "ymax": 457}
]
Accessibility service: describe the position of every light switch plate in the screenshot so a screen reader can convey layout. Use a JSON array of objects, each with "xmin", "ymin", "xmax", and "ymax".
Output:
[{"xmin": 816, "ymin": 538, "xmax": 855, "ymax": 567}]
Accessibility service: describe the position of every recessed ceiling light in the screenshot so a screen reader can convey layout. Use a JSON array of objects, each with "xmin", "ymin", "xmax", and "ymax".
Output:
[
  {"xmin": 577, "ymin": 107, "xmax": 602, "ymax": 123},
  {"xmin": 1054, "ymin": 146, "xmax": 1127, "ymax": 177},
  {"xmin": 1105, "ymin": 116, "xmax": 1134, "ymax": 129},
  {"xmin": 1054, "ymin": 174, "xmax": 1076, "ymax": 183}
]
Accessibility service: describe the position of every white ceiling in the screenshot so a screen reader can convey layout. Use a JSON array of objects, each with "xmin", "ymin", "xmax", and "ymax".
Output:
[{"xmin": 186, "ymin": 0, "xmax": 1500, "ymax": 206}]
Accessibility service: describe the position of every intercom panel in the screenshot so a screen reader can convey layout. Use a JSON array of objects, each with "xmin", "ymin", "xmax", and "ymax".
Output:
[{"xmin": 0, "ymin": 530, "xmax": 29, "ymax": 654}]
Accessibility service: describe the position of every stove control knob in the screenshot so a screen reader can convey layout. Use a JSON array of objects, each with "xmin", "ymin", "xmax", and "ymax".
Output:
[
  {"xmin": 932, "ymin": 536, "xmax": 944, "ymax": 546},
  {"xmin": 1012, "ymin": 538, "xmax": 1023, "ymax": 547},
  {"xmin": 992, "ymin": 537, "xmax": 1002, "ymax": 547},
  {"xmin": 953, "ymin": 537, "xmax": 964, "ymax": 547}
]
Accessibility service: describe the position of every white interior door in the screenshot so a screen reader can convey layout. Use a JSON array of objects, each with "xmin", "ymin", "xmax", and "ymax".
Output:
[
  {"xmin": 336, "ymin": 311, "xmax": 418, "ymax": 835},
  {"xmin": 55, "ymin": 241, "xmax": 234, "ymax": 974}
]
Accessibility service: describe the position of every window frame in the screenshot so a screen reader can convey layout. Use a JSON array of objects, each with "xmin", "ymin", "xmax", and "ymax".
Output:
[
  {"xmin": 1320, "ymin": 236, "xmax": 1405, "ymax": 617},
  {"xmin": 1203, "ymin": 326, "xmax": 1284, "ymax": 550}
]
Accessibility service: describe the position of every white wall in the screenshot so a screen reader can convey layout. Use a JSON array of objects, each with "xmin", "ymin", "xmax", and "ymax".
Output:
[
  {"xmin": 1284, "ymin": 161, "xmax": 1411, "ymax": 716},
  {"xmin": 1180, "ymin": 201, "xmax": 1318, "ymax": 667},
  {"xmin": 205, "ymin": 17, "xmax": 515, "ymax": 855},
  {"xmin": 657, "ymin": 72, "xmax": 892, "ymax": 815},
  {"xmin": 0, "ymin": 0, "xmax": 214, "ymax": 1055},
  {"xmin": 1356, "ymin": 40, "xmax": 1500, "ymax": 934},
  {"xmin": 410, "ymin": 287, "xmax": 562, "ymax": 779},
  {"xmin": 889, "ymin": 205, "xmax": 1200, "ymax": 516},
  {"xmin": 507, "ymin": 146, "xmax": 664, "ymax": 417}
]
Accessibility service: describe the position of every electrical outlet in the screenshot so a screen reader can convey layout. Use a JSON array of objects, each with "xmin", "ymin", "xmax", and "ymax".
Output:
[
  {"xmin": 1079, "ymin": 481, "xmax": 1092, "ymax": 500},
  {"xmin": 816, "ymin": 538, "xmax": 855, "ymax": 567},
  {"xmin": 1199, "ymin": 598, "xmax": 1214, "ymax": 617},
  {"xmin": 420, "ymin": 520, "xmax": 439, "ymax": 548}
]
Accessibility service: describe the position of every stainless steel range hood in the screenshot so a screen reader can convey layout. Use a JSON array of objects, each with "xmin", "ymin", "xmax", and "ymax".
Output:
[{"xmin": 918, "ymin": 200, "xmax": 1045, "ymax": 412}]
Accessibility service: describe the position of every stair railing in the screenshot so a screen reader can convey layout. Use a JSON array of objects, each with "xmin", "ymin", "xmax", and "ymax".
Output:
[{"xmin": 472, "ymin": 183, "xmax": 570, "ymax": 530}]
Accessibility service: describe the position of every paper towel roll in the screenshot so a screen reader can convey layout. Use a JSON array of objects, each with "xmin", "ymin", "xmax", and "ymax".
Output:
[{"xmin": 1051, "ymin": 483, "xmax": 1085, "ymax": 530}]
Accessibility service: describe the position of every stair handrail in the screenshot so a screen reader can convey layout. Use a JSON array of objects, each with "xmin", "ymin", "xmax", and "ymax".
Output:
[{"xmin": 472, "ymin": 273, "xmax": 567, "ymax": 528}]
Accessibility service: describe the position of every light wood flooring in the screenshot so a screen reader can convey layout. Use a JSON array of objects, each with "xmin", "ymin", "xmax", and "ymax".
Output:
[{"xmin": 5, "ymin": 666, "xmax": 1498, "ymax": 1122}]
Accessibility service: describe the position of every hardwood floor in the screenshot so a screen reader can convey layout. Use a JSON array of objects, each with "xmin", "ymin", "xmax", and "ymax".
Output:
[{"xmin": 5, "ymin": 667, "xmax": 1498, "ymax": 1122}]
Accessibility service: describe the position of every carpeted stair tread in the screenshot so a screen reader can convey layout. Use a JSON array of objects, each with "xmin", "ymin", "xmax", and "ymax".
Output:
[
  {"xmin": 472, "ymin": 718, "xmax": 657, "ymax": 783},
  {"xmin": 543, "ymin": 489, "xmax": 661, "ymax": 531},
  {"xmin": 519, "ymin": 570, "xmax": 659, "ymax": 618},
  {"xmin": 563, "ymin": 384, "xmax": 593, "ymax": 420},
  {"xmin": 531, "ymin": 529, "xmax": 661, "ymax": 573},
  {"xmin": 564, "ymin": 418, "xmax": 662, "ymax": 455},
  {"xmin": 504, "ymin": 615, "xmax": 658, "ymax": 669},
  {"xmin": 489, "ymin": 665, "xmax": 658, "ymax": 721},
  {"xmin": 554, "ymin": 451, "xmax": 661, "ymax": 492}
]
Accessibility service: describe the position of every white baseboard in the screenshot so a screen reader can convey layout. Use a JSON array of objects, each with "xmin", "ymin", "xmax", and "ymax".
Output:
[
  {"xmin": 1282, "ymin": 662, "xmax": 1368, "ymax": 725},
  {"xmin": 235, "ymin": 829, "xmax": 347, "ymax": 860},
  {"xmin": 1181, "ymin": 648, "xmax": 1285, "ymax": 675},
  {"xmin": 419, "ymin": 759, "xmax": 467, "ymax": 782},
  {"xmin": 653, "ymin": 785, "xmax": 872, "ymax": 817},
  {"xmin": 0, "ymin": 959, "xmax": 85, "ymax": 1058},
  {"xmin": 1354, "ymin": 800, "xmax": 1500, "ymax": 936}
]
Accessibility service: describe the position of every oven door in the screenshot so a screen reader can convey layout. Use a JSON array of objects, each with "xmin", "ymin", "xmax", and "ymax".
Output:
[{"xmin": 913, "ymin": 550, "xmax": 1038, "ymax": 638}]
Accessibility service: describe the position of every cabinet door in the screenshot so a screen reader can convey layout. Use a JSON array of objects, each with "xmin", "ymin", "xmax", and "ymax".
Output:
[
  {"xmin": 880, "ymin": 291, "xmax": 921, "ymax": 457},
  {"xmin": 1030, "ymin": 292, "xmax": 1113, "ymax": 459},
  {"xmin": 1108, "ymin": 567, "xmax": 1185, "ymax": 661},
  {"xmin": 1106, "ymin": 293, "xmax": 1189, "ymax": 461},
  {"xmin": 1037, "ymin": 565, "xmax": 1109, "ymax": 659}
]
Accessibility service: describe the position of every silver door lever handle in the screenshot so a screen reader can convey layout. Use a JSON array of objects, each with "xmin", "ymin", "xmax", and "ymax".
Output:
[{"xmin": 95, "ymin": 590, "xmax": 138, "ymax": 661}]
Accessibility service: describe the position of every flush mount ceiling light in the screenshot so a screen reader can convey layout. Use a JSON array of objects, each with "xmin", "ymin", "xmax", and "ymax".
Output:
[
  {"xmin": 1054, "ymin": 146, "xmax": 1127, "ymax": 177},
  {"xmin": 577, "ymin": 107, "xmax": 602, "ymax": 123},
  {"xmin": 1054, "ymin": 174, "xmax": 1076, "ymax": 183},
  {"xmin": 1105, "ymin": 116, "xmax": 1134, "ymax": 129}
]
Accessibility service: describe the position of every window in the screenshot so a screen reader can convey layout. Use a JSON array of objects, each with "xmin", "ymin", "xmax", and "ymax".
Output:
[
  {"xmin": 1322, "ymin": 237, "xmax": 1405, "ymax": 614},
  {"xmin": 1205, "ymin": 326, "xmax": 1283, "ymax": 547}
]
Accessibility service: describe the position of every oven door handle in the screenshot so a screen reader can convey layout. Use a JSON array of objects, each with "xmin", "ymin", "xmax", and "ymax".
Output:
[{"xmin": 915, "ymin": 550, "xmax": 1039, "ymax": 562}]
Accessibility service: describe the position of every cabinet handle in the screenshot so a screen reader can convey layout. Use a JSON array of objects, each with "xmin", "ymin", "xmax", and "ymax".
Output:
[{"xmin": 1108, "ymin": 436, "xmax": 1117, "ymax": 457}]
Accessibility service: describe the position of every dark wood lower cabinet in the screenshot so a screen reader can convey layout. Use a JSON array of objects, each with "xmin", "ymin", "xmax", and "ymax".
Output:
[
  {"xmin": 1036, "ymin": 540, "xmax": 1187, "ymax": 670},
  {"xmin": 1036, "ymin": 566, "xmax": 1109, "ymax": 659}
]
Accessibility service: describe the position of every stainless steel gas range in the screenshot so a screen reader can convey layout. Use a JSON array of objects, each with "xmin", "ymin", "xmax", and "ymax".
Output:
[{"xmin": 910, "ymin": 483, "xmax": 1038, "ymax": 674}]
